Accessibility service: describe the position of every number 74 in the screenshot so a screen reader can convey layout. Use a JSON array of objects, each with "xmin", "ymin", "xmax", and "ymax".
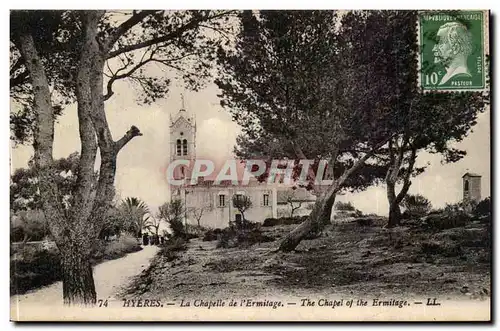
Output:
[{"xmin": 98, "ymin": 299, "xmax": 109, "ymax": 307}]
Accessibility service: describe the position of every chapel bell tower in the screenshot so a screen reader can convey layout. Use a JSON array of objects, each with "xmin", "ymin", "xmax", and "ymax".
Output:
[
  {"xmin": 462, "ymin": 172, "xmax": 481, "ymax": 203},
  {"xmin": 169, "ymin": 95, "xmax": 196, "ymax": 181}
]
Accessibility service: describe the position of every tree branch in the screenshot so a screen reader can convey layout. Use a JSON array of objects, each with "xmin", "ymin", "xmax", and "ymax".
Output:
[
  {"xmin": 106, "ymin": 11, "xmax": 231, "ymax": 59},
  {"xmin": 114, "ymin": 125, "xmax": 143, "ymax": 152},
  {"xmin": 395, "ymin": 145, "xmax": 417, "ymax": 204},
  {"xmin": 103, "ymin": 57, "xmax": 154, "ymax": 101},
  {"xmin": 335, "ymin": 138, "xmax": 388, "ymax": 191},
  {"xmin": 104, "ymin": 10, "xmax": 158, "ymax": 52}
]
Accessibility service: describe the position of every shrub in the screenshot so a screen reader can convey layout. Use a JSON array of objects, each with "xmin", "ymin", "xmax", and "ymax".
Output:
[
  {"xmin": 168, "ymin": 218, "xmax": 187, "ymax": 239},
  {"xmin": 203, "ymin": 228, "xmax": 223, "ymax": 241},
  {"xmin": 162, "ymin": 237, "xmax": 188, "ymax": 252},
  {"xmin": 335, "ymin": 201, "xmax": 356, "ymax": 211},
  {"xmin": 473, "ymin": 197, "xmax": 491, "ymax": 218},
  {"xmin": 355, "ymin": 217, "xmax": 373, "ymax": 227},
  {"xmin": 11, "ymin": 210, "xmax": 51, "ymax": 243},
  {"xmin": 103, "ymin": 234, "xmax": 141, "ymax": 259},
  {"xmin": 402, "ymin": 194, "xmax": 432, "ymax": 218},
  {"xmin": 10, "ymin": 248, "xmax": 62, "ymax": 295},
  {"xmin": 424, "ymin": 203, "xmax": 471, "ymax": 230},
  {"xmin": 420, "ymin": 241, "xmax": 463, "ymax": 257},
  {"xmin": 91, "ymin": 233, "xmax": 142, "ymax": 263},
  {"xmin": 262, "ymin": 216, "xmax": 306, "ymax": 227},
  {"xmin": 185, "ymin": 224, "xmax": 208, "ymax": 237},
  {"xmin": 216, "ymin": 221, "xmax": 274, "ymax": 249},
  {"xmin": 158, "ymin": 237, "xmax": 188, "ymax": 262}
]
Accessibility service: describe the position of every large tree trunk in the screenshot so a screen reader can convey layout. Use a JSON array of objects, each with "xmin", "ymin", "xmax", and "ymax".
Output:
[
  {"xmin": 279, "ymin": 144, "xmax": 380, "ymax": 252},
  {"xmin": 385, "ymin": 140, "xmax": 416, "ymax": 228},
  {"xmin": 15, "ymin": 10, "xmax": 144, "ymax": 306},
  {"xmin": 386, "ymin": 180, "xmax": 401, "ymax": 227},
  {"xmin": 61, "ymin": 243, "xmax": 96, "ymax": 306},
  {"xmin": 279, "ymin": 188, "xmax": 336, "ymax": 252}
]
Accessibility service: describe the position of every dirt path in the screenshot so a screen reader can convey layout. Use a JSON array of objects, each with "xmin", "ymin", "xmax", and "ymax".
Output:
[{"xmin": 11, "ymin": 245, "xmax": 159, "ymax": 311}]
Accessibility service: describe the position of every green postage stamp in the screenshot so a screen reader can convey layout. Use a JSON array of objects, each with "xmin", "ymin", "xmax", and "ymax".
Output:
[{"xmin": 418, "ymin": 11, "xmax": 488, "ymax": 91}]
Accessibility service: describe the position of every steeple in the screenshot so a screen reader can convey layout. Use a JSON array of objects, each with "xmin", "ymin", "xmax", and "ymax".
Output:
[
  {"xmin": 169, "ymin": 94, "xmax": 196, "ymax": 163},
  {"xmin": 180, "ymin": 93, "xmax": 186, "ymax": 112}
]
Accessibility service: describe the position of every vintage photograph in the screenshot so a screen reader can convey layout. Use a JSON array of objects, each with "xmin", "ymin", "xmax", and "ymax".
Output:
[{"xmin": 9, "ymin": 9, "xmax": 491, "ymax": 321}]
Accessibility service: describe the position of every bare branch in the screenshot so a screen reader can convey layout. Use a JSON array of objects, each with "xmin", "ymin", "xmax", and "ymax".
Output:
[
  {"xmin": 114, "ymin": 125, "xmax": 143, "ymax": 152},
  {"xmin": 103, "ymin": 55, "xmax": 154, "ymax": 101},
  {"xmin": 104, "ymin": 10, "xmax": 158, "ymax": 52},
  {"xmin": 198, "ymin": 23, "xmax": 233, "ymax": 41}
]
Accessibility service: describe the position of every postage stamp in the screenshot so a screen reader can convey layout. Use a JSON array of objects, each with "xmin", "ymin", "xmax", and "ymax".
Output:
[{"xmin": 418, "ymin": 10, "xmax": 488, "ymax": 91}]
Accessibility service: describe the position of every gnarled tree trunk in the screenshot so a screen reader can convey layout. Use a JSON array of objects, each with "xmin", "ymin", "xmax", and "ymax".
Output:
[
  {"xmin": 15, "ymin": 11, "xmax": 143, "ymax": 305},
  {"xmin": 385, "ymin": 139, "xmax": 417, "ymax": 228},
  {"xmin": 279, "ymin": 147, "xmax": 378, "ymax": 252},
  {"xmin": 279, "ymin": 188, "xmax": 337, "ymax": 252},
  {"xmin": 61, "ymin": 242, "xmax": 96, "ymax": 306},
  {"xmin": 386, "ymin": 180, "xmax": 402, "ymax": 227}
]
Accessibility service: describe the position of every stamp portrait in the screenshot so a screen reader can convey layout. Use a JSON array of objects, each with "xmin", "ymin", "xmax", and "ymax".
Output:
[{"xmin": 419, "ymin": 11, "xmax": 487, "ymax": 91}]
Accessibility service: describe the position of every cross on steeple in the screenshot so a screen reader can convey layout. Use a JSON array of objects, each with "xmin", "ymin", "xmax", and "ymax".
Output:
[{"xmin": 181, "ymin": 93, "xmax": 186, "ymax": 111}]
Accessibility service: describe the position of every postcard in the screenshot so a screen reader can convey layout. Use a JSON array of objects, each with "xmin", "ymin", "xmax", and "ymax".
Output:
[{"xmin": 10, "ymin": 9, "xmax": 491, "ymax": 321}]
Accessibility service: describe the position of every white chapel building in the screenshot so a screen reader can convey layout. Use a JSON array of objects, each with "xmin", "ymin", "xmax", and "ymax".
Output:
[{"xmin": 168, "ymin": 104, "xmax": 315, "ymax": 229}]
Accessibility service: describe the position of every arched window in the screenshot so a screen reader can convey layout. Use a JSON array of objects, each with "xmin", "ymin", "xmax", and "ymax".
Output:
[
  {"xmin": 182, "ymin": 139, "xmax": 188, "ymax": 156},
  {"xmin": 176, "ymin": 139, "xmax": 181, "ymax": 156},
  {"xmin": 464, "ymin": 179, "xmax": 469, "ymax": 192}
]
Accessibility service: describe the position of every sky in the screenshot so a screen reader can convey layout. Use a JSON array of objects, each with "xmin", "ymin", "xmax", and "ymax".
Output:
[{"xmin": 10, "ymin": 73, "xmax": 491, "ymax": 216}]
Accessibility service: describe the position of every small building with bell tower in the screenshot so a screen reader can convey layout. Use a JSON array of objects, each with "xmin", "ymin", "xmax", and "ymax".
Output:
[{"xmin": 462, "ymin": 172, "xmax": 482, "ymax": 203}]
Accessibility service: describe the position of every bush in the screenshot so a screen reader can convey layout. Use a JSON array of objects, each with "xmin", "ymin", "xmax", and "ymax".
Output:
[
  {"xmin": 355, "ymin": 217, "xmax": 373, "ymax": 227},
  {"xmin": 185, "ymin": 224, "xmax": 208, "ymax": 238},
  {"xmin": 10, "ymin": 248, "xmax": 61, "ymax": 295},
  {"xmin": 91, "ymin": 234, "xmax": 142, "ymax": 263},
  {"xmin": 335, "ymin": 201, "xmax": 356, "ymax": 211},
  {"xmin": 169, "ymin": 218, "xmax": 187, "ymax": 239},
  {"xmin": 402, "ymin": 194, "xmax": 432, "ymax": 218},
  {"xmin": 216, "ymin": 221, "xmax": 274, "ymax": 249},
  {"xmin": 158, "ymin": 237, "xmax": 188, "ymax": 262},
  {"xmin": 11, "ymin": 210, "xmax": 51, "ymax": 243},
  {"xmin": 420, "ymin": 240, "xmax": 463, "ymax": 257},
  {"xmin": 203, "ymin": 228, "xmax": 223, "ymax": 241},
  {"xmin": 424, "ymin": 203, "xmax": 472, "ymax": 230},
  {"xmin": 102, "ymin": 234, "xmax": 142, "ymax": 260},
  {"xmin": 473, "ymin": 197, "xmax": 491, "ymax": 219},
  {"xmin": 262, "ymin": 216, "xmax": 307, "ymax": 227},
  {"xmin": 162, "ymin": 237, "xmax": 188, "ymax": 252}
]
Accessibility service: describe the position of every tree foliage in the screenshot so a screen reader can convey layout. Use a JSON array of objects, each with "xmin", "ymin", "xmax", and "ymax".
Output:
[
  {"xmin": 11, "ymin": 209, "xmax": 50, "ymax": 243},
  {"xmin": 158, "ymin": 199, "xmax": 186, "ymax": 238},
  {"xmin": 119, "ymin": 197, "xmax": 150, "ymax": 237},
  {"xmin": 216, "ymin": 10, "xmax": 489, "ymax": 250},
  {"xmin": 10, "ymin": 152, "xmax": 95, "ymax": 212},
  {"xmin": 401, "ymin": 194, "xmax": 432, "ymax": 218},
  {"xmin": 232, "ymin": 194, "xmax": 252, "ymax": 222},
  {"xmin": 10, "ymin": 10, "xmax": 236, "ymax": 144}
]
